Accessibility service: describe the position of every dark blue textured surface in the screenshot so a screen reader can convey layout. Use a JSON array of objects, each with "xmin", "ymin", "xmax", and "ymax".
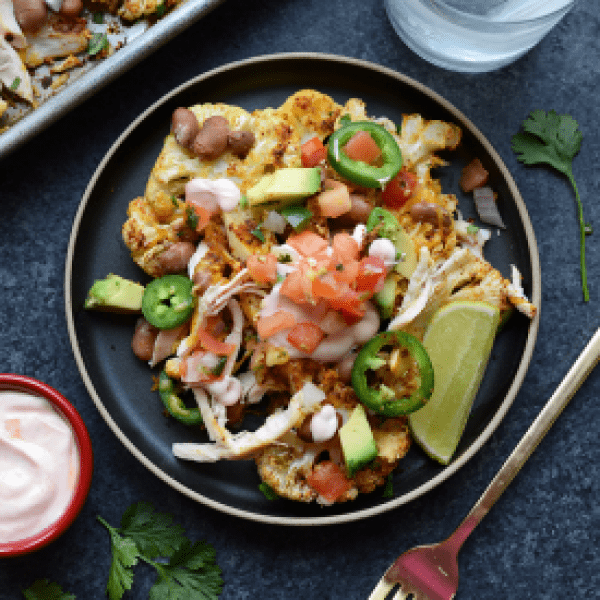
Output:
[{"xmin": 1, "ymin": 0, "xmax": 599, "ymax": 598}]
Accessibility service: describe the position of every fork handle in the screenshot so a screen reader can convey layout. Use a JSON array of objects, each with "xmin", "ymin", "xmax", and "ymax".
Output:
[{"xmin": 445, "ymin": 327, "xmax": 600, "ymax": 554}]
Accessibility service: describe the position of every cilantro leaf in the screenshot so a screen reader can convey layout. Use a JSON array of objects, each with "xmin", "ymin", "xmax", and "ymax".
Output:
[
  {"xmin": 119, "ymin": 501, "xmax": 186, "ymax": 559},
  {"xmin": 23, "ymin": 580, "xmax": 75, "ymax": 600},
  {"xmin": 512, "ymin": 110, "xmax": 588, "ymax": 301},
  {"xmin": 98, "ymin": 516, "xmax": 140, "ymax": 600},
  {"xmin": 149, "ymin": 540, "xmax": 223, "ymax": 600}
]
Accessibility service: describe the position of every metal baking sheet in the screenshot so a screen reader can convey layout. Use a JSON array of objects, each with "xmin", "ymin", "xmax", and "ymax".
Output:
[{"xmin": 0, "ymin": 0, "xmax": 224, "ymax": 160}]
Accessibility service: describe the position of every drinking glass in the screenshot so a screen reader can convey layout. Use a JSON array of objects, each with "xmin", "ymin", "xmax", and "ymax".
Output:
[{"xmin": 384, "ymin": 0, "xmax": 577, "ymax": 73}]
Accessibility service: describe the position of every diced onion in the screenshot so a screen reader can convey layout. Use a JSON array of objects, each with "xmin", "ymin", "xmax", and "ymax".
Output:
[
  {"xmin": 298, "ymin": 381, "xmax": 326, "ymax": 406},
  {"xmin": 473, "ymin": 186, "xmax": 505, "ymax": 229},
  {"xmin": 262, "ymin": 211, "xmax": 287, "ymax": 234}
]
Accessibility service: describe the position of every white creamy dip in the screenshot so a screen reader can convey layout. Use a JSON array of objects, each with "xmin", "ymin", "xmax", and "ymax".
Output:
[{"xmin": 0, "ymin": 390, "xmax": 79, "ymax": 543}]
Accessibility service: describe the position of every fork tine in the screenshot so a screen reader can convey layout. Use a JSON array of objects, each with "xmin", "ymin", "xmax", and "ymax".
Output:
[
  {"xmin": 369, "ymin": 576, "xmax": 427, "ymax": 600},
  {"xmin": 391, "ymin": 588, "xmax": 410, "ymax": 600},
  {"xmin": 368, "ymin": 576, "xmax": 395, "ymax": 599}
]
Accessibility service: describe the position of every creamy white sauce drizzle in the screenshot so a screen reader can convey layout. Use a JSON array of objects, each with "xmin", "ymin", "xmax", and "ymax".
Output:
[
  {"xmin": 368, "ymin": 237, "xmax": 397, "ymax": 269},
  {"xmin": 310, "ymin": 404, "xmax": 338, "ymax": 442},
  {"xmin": 185, "ymin": 178, "xmax": 241, "ymax": 212},
  {"xmin": 0, "ymin": 391, "xmax": 79, "ymax": 543}
]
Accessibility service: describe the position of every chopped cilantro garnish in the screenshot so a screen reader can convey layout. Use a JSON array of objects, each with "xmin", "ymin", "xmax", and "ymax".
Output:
[
  {"xmin": 88, "ymin": 33, "xmax": 109, "ymax": 56},
  {"xmin": 251, "ymin": 227, "xmax": 265, "ymax": 243},
  {"xmin": 382, "ymin": 474, "xmax": 394, "ymax": 498},
  {"xmin": 185, "ymin": 205, "xmax": 199, "ymax": 230},
  {"xmin": 211, "ymin": 357, "xmax": 227, "ymax": 377},
  {"xmin": 10, "ymin": 77, "xmax": 20, "ymax": 91}
]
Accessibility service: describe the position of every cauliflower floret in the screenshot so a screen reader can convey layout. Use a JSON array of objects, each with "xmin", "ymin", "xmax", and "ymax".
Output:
[{"xmin": 389, "ymin": 246, "xmax": 533, "ymax": 338}]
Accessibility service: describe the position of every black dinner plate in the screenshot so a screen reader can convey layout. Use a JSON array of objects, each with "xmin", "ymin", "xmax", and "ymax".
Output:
[{"xmin": 65, "ymin": 53, "xmax": 541, "ymax": 525}]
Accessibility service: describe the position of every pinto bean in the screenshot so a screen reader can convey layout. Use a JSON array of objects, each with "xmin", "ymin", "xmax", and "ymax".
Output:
[
  {"xmin": 227, "ymin": 130, "xmax": 255, "ymax": 158},
  {"xmin": 157, "ymin": 242, "xmax": 196, "ymax": 274},
  {"xmin": 226, "ymin": 402, "xmax": 246, "ymax": 426},
  {"xmin": 131, "ymin": 318, "xmax": 159, "ymax": 362},
  {"xmin": 331, "ymin": 194, "xmax": 373, "ymax": 227},
  {"xmin": 296, "ymin": 414, "xmax": 314, "ymax": 443},
  {"xmin": 191, "ymin": 115, "xmax": 230, "ymax": 160},
  {"xmin": 59, "ymin": 0, "xmax": 83, "ymax": 18},
  {"xmin": 348, "ymin": 194, "xmax": 374, "ymax": 222},
  {"xmin": 13, "ymin": 0, "xmax": 47, "ymax": 32},
  {"xmin": 409, "ymin": 201, "xmax": 452, "ymax": 232},
  {"xmin": 192, "ymin": 268, "xmax": 213, "ymax": 293},
  {"xmin": 171, "ymin": 108, "xmax": 200, "ymax": 149}
]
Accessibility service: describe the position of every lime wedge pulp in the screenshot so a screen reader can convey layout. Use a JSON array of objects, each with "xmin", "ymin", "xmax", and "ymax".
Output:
[{"xmin": 408, "ymin": 300, "xmax": 500, "ymax": 465}]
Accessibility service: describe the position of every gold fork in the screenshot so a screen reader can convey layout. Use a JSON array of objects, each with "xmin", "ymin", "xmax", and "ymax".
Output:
[{"xmin": 369, "ymin": 328, "xmax": 600, "ymax": 600}]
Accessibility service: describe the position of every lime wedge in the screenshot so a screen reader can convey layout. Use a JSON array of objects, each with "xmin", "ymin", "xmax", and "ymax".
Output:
[{"xmin": 409, "ymin": 300, "xmax": 500, "ymax": 465}]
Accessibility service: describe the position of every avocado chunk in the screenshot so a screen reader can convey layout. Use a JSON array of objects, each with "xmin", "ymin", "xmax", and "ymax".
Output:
[
  {"xmin": 374, "ymin": 273, "xmax": 398, "ymax": 319},
  {"xmin": 246, "ymin": 168, "xmax": 321, "ymax": 207},
  {"xmin": 339, "ymin": 404, "xmax": 378, "ymax": 477},
  {"xmin": 84, "ymin": 274, "xmax": 144, "ymax": 312},
  {"xmin": 366, "ymin": 208, "xmax": 417, "ymax": 279},
  {"xmin": 392, "ymin": 227, "xmax": 418, "ymax": 279}
]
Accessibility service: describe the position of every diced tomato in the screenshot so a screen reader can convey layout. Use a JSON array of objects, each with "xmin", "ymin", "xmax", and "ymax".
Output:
[
  {"xmin": 331, "ymin": 232, "xmax": 360, "ymax": 262},
  {"xmin": 305, "ymin": 460, "xmax": 353, "ymax": 503},
  {"xmin": 312, "ymin": 273, "xmax": 340, "ymax": 301},
  {"xmin": 327, "ymin": 287, "xmax": 366, "ymax": 323},
  {"xmin": 316, "ymin": 180, "xmax": 351, "ymax": 218},
  {"xmin": 382, "ymin": 168, "xmax": 419, "ymax": 208},
  {"xmin": 279, "ymin": 270, "xmax": 312, "ymax": 305},
  {"xmin": 256, "ymin": 311, "xmax": 297, "ymax": 339},
  {"xmin": 355, "ymin": 256, "xmax": 386, "ymax": 298},
  {"xmin": 287, "ymin": 230, "xmax": 329, "ymax": 257},
  {"xmin": 196, "ymin": 328, "xmax": 236, "ymax": 356},
  {"xmin": 301, "ymin": 136, "xmax": 328, "ymax": 167},
  {"xmin": 287, "ymin": 322, "xmax": 324, "ymax": 354},
  {"xmin": 343, "ymin": 130, "xmax": 382, "ymax": 164},
  {"xmin": 247, "ymin": 253, "xmax": 278, "ymax": 284}
]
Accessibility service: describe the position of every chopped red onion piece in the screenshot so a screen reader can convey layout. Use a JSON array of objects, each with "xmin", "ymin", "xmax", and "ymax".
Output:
[{"xmin": 473, "ymin": 186, "xmax": 505, "ymax": 229}]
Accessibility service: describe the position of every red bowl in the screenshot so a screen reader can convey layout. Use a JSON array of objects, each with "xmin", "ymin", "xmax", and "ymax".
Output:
[{"xmin": 0, "ymin": 374, "xmax": 93, "ymax": 557}]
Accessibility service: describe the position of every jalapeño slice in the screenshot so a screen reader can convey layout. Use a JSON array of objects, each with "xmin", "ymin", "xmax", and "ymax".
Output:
[
  {"xmin": 351, "ymin": 331, "xmax": 433, "ymax": 416},
  {"xmin": 142, "ymin": 274, "xmax": 194, "ymax": 330},
  {"xmin": 327, "ymin": 121, "xmax": 402, "ymax": 188},
  {"xmin": 158, "ymin": 370, "xmax": 202, "ymax": 425}
]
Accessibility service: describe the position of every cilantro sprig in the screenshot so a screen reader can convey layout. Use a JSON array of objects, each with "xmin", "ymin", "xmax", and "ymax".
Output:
[
  {"xmin": 22, "ymin": 502, "xmax": 222, "ymax": 600},
  {"xmin": 98, "ymin": 502, "xmax": 222, "ymax": 600},
  {"xmin": 511, "ymin": 109, "xmax": 589, "ymax": 301}
]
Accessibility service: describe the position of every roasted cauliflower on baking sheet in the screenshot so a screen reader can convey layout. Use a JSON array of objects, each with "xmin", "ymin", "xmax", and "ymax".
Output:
[
  {"xmin": 87, "ymin": 88, "xmax": 536, "ymax": 505},
  {"xmin": 0, "ymin": 0, "xmax": 186, "ymax": 133}
]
